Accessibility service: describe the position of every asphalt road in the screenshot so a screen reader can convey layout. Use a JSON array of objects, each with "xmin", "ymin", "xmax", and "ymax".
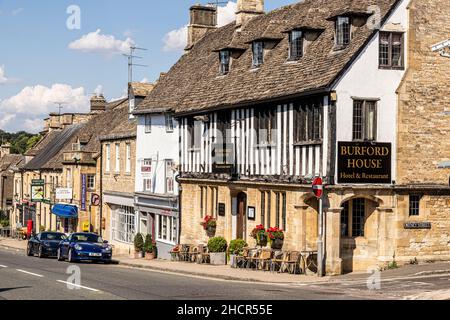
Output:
[{"xmin": 0, "ymin": 247, "xmax": 448, "ymax": 300}]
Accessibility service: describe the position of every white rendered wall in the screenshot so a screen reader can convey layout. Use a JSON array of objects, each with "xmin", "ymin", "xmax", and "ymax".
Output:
[
  {"xmin": 333, "ymin": 0, "xmax": 409, "ymax": 183},
  {"xmin": 135, "ymin": 114, "xmax": 179, "ymax": 195}
]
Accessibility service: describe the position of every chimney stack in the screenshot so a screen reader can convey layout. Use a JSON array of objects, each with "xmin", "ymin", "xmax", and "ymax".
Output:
[
  {"xmin": 186, "ymin": 4, "xmax": 217, "ymax": 51},
  {"xmin": 90, "ymin": 94, "xmax": 106, "ymax": 113},
  {"xmin": 236, "ymin": 0, "xmax": 264, "ymax": 27},
  {"xmin": 0, "ymin": 143, "xmax": 11, "ymax": 158}
]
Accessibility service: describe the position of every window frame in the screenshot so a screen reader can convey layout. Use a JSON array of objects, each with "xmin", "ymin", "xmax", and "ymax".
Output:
[
  {"xmin": 145, "ymin": 115, "xmax": 152, "ymax": 134},
  {"xmin": 87, "ymin": 174, "xmax": 95, "ymax": 191},
  {"xmin": 255, "ymin": 107, "xmax": 277, "ymax": 145},
  {"xmin": 294, "ymin": 98, "xmax": 324, "ymax": 144},
  {"xmin": 115, "ymin": 143, "xmax": 121, "ymax": 173},
  {"xmin": 352, "ymin": 99, "xmax": 378, "ymax": 142},
  {"xmin": 165, "ymin": 113, "xmax": 174, "ymax": 133},
  {"xmin": 379, "ymin": 31, "xmax": 405, "ymax": 70},
  {"xmin": 156, "ymin": 214, "xmax": 178, "ymax": 245},
  {"xmin": 252, "ymin": 41, "xmax": 264, "ymax": 68},
  {"xmin": 125, "ymin": 143, "xmax": 131, "ymax": 174},
  {"xmin": 288, "ymin": 30, "xmax": 304, "ymax": 61},
  {"xmin": 219, "ymin": 50, "xmax": 231, "ymax": 75},
  {"xmin": 165, "ymin": 159, "xmax": 175, "ymax": 194},
  {"xmin": 111, "ymin": 205, "xmax": 135, "ymax": 244},
  {"xmin": 105, "ymin": 144, "xmax": 111, "ymax": 172},
  {"xmin": 335, "ymin": 16, "xmax": 351, "ymax": 47},
  {"xmin": 341, "ymin": 199, "xmax": 366, "ymax": 238},
  {"xmin": 409, "ymin": 194, "xmax": 422, "ymax": 216}
]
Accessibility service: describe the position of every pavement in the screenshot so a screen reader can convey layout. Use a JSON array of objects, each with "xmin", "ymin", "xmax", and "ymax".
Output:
[{"xmin": 1, "ymin": 237, "xmax": 450, "ymax": 300}]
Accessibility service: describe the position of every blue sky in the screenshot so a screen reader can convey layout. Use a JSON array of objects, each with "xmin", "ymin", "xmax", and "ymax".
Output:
[{"xmin": 0, "ymin": 0, "xmax": 293, "ymax": 133}]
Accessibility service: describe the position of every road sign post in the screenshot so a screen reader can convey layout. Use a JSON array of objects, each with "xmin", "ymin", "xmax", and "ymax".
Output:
[{"xmin": 313, "ymin": 177, "xmax": 325, "ymax": 277}]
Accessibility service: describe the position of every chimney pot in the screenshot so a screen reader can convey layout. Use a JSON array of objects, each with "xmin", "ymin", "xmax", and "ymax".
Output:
[{"xmin": 90, "ymin": 94, "xmax": 106, "ymax": 113}]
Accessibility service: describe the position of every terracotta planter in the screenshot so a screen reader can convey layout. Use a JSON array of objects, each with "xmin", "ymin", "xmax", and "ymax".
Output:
[
  {"xmin": 145, "ymin": 252, "xmax": 155, "ymax": 260},
  {"xmin": 271, "ymin": 239, "xmax": 284, "ymax": 250}
]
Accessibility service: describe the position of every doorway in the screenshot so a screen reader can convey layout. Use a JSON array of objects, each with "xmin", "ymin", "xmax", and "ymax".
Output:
[{"xmin": 236, "ymin": 192, "xmax": 247, "ymax": 240}]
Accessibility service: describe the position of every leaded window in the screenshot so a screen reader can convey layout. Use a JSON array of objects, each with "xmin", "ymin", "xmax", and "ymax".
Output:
[
  {"xmin": 336, "ymin": 16, "xmax": 351, "ymax": 46},
  {"xmin": 289, "ymin": 30, "xmax": 303, "ymax": 60},
  {"xmin": 294, "ymin": 98, "xmax": 323, "ymax": 143},
  {"xmin": 379, "ymin": 32, "xmax": 404, "ymax": 69},
  {"xmin": 256, "ymin": 107, "xmax": 277, "ymax": 144},
  {"xmin": 352, "ymin": 198, "xmax": 365, "ymax": 237},
  {"xmin": 353, "ymin": 100, "xmax": 377, "ymax": 141},
  {"xmin": 219, "ymin": 50, "xmax": 230, "ymax": 75},
  {"xmin": 252, "ymin": 41, "xmax": 264, "ymax": 67}
]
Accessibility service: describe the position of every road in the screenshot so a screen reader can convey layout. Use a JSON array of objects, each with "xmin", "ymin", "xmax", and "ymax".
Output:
[{"xmin": 0, "ymin": 247, "xmax": 449, "ymax": 300}]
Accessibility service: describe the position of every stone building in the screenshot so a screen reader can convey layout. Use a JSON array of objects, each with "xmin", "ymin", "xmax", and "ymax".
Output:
[{"xmin": 139, "ymin": 0, "xmax": 450, "ymax": 274}]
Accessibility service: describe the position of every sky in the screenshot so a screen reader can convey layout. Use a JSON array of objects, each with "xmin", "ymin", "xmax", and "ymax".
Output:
[{"xmin": 0, "ymin": 0, "xmax": 294, "ymax": 133}]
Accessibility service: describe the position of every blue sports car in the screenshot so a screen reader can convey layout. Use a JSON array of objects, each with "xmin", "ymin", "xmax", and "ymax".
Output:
[
  {"xmin": 57, "ymin": 233, "xmax": 112, "ymax": 263},
  {"xmin": 27, "ymin": 232, "xmax": 67, "ymax": 258}
]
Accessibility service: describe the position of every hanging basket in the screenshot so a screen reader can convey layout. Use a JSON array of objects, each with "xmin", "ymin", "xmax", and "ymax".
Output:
[
  {"xmin": 271, "ymin": 238, "xmax": 284, "ymax": 250},
  {"xmin": 206, "ymin": 226, "xmax": 217, "ymax": 238}
]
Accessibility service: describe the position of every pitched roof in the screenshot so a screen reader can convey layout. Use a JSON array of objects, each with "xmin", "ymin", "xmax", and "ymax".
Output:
[
  {"xmin": 130, "ymin": 82, "xmax": 155, "ymax": 97},
  {"xmin": 138, "ymin": 0, "xmax": 400, "ymax": 115},
  {"xmin": 25, "ymin": 130, "xmax": 59, "ymax": 157},
  {"xmin": 23, "ymin": 124, "xmax": 83, "ymax": 171},
  {"xmin": 44, "ymin": 99, "xmax": 132, "ymax": 168},
  {"xmin": 0, "ymin": 154, "xmax": 24, "ymax": 172}
]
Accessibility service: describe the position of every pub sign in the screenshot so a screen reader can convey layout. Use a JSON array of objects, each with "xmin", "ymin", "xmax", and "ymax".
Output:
[
  {"xmin": 212, "ymin": 143, "xmax": 235, "ymax": 174},
  {"xmin": 338, "ymin": 142, "xmax": 392, "ymax": 184}
]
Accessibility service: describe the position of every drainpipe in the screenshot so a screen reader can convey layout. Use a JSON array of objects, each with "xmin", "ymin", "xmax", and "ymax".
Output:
[
  {"xmin": 175, "ymin": 173, "xmax": 181, "ymax": 244},
  {"xmin": 99, "ymin": 146, "xmax": 103, "ymax": 237}
]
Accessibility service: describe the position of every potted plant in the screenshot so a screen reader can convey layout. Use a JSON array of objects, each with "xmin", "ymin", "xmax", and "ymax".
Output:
[
  {"xmin": 133, "ymin": 233, "xmax": 144, "ymax": 259},
  {"xmin": 208, "ymin": 237, "xmax": 228, "ymax": 265},
  {"xmin": 201, "ymin": 215, "xmax": 217, "ymax": 237},
  {"xmin": 267, "ymin": 227, "xmax": 285, "ymax": 250},
  {"xmin": 251, "ymin": 224, "xmax": 268, "ymax": 247},
  {"xmin": 144, "ymin": 234, "xmax": 155, "ymax": 260},
  {"xmin": 228, "ymin": 239, "xmax": 247, "ymax": 268}
]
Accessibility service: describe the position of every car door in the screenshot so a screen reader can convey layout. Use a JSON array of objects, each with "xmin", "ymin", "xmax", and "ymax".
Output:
[{"xmin": 33, "ymin": 234, "xmax": 41, "ymax": 252}]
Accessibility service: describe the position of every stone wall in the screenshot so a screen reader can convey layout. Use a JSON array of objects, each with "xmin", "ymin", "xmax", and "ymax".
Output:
[{"xmin": 396, "ymin": 0, "xmax": 450, "ymax": 185}]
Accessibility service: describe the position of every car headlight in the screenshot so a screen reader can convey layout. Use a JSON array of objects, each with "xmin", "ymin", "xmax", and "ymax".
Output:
[
  {"xmin": 74, "ymin": 244, "xmax": 83, "ymax": 251},
  {"xmin": 103, "ymin": 246, "xmax": 112, "ymax": 253}
]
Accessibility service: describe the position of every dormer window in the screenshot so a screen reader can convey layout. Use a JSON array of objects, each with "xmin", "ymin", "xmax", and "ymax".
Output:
[
  {"xmin": 252, "ymin": 41, "xmax": 264, "ymax": 67},
  {"xmin": 219, "ymin": 50, "xmax": 230, "ymax": 75},
  {"xmin": 336, "ymin": 16, "xmax": 351, "ymax": 46},
  {"xmin": 289, "ymin": 30, "xmax": 304, "ymax": 60}
]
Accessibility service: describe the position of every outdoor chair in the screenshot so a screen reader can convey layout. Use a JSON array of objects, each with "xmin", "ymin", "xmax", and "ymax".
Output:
[
  {"xmin": 196, "ymin": 244, "xmax": 210, "ymax": 264},
  {"xmin": 179, "ymin": 244, "xmax": 190, "ymax": 262},
  {"xmin": 170, "ymin": 245, "xmax": 181, "ymax": 261},
  {"xmin": 187, "ymin": 245, "xmax": 198, "ymax": 263},
  {"xmin": 270, "ymin": 251, "xmax": 290, "ymax": 273},
  {"xmin": 253, "ymin": 249, "xmax": 273, "ymax": 271},
  {"xmin": 246, "ymin": 249, "xmax": 262, "ymax": 270},
  {"xmin": 235, "ymin": 248, "xmax": 250, "ymax": 268},
  {"xmin": 284, "ymin": 251, "xmax": 302, "ymax": 274}
]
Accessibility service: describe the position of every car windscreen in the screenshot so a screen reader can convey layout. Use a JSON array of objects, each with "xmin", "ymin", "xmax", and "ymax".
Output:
[
  {"xmin": 72, "ymin": 234, "xmax": 103, "ymax": 243},
  {"xmin": 41, "ymin": 233, "xmax": 65, "ymax": 241}
]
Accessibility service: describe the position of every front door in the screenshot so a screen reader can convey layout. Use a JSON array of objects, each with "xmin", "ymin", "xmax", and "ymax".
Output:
[{"xmin": 236, "ymin": 193, "xmax": 247, "ymax": 240}]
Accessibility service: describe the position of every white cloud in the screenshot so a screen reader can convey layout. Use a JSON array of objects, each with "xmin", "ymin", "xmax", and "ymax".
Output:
[
  {"xmin": 141, "ymin": 78, "xmax": 150, "ymax": 83},
  {"xmin": 68, "ymin": 29, "xmax": 135, "ymax": 55},
  {"xmin": 0, "ymin": 84, "xmax": 91, "ymax": 133},
  {"xmin": 162, "ymin": 1, "xmax": 237, "ymax": 53},
  {"xmin": 0, "ymin": 65, "xmax": 8, "ymax": 84},
  {"xmin": 217, "ymin": 1, "xmax": 237, "ymax": 27},
  {"xmin": 94, "ymin": 85, "xmax": 103, "ymax": 96}
]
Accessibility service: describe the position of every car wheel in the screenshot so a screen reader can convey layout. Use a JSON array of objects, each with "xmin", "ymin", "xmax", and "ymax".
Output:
[
  {"xmin": 57, "ymin": 248, "xmax": 64, "ymax": 261},
  {"xmin": 38, "ymin": 246, "xmax": 45, "ymax": 259},
  {"xmin": 26, "ymin": 243, "xmax": 33, "ymax": 257}
]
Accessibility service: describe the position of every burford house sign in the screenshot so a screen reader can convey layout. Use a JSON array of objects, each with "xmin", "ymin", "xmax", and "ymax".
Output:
[{"xmin": 338, "ymin": 142, "xmax": 392, "ymax": 184}]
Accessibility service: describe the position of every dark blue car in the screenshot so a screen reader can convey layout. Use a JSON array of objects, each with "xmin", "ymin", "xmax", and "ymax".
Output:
[
  {"xmin": 27, "ymin": 232, "xmax": 67, "ymax": 258},
  {"xmin": 57, "ymin": 233, "xmax": 112, "ymax": 263}
]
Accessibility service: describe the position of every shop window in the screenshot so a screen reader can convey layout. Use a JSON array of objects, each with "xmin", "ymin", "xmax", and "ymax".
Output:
[
  {"xmin": 409, "ymin": 195, "xmax": 421, "ymax": 216},
  {"xmin": 156, "ymin": 215, "xmax": 178, "ymax": 244},
  {"xmin": 111, "ymin": 206, "xmax": 135, "ymax": 244}
]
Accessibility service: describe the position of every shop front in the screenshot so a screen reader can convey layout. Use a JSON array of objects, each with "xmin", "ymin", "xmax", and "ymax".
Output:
[
  {"xmin": 104, "ymin": 191, "xmax": 136, "ymax": 255},
  {"xmin": 134, "ymin": 193, "xmax": 179, "ymax": 260},
  {"xmin": 51, "ymin": 204, "xmax": 78, "ymax": 234}
]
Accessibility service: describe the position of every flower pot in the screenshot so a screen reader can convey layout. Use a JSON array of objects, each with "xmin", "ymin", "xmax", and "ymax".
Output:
[
  {"xmin": 271, "ymin": 238, "xmax": 284, "ymax": 250},
  {"xmin": 206, "ymin": 226, "xmax": 216, "ymax": 238},
  {"xmin": 134, "ymin": 251, "xmax": 144, "ymax": 259},
  {"xmin": 257, "ymin": 235, "xmax": 268, "ymax": 247},
  {"xmin": 145, "ymin": 252, "xmax": 155, "ymax": 260},
  {"xmin": 210, "ymin": 252, "xmax": 227, "ymax": 265}
]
